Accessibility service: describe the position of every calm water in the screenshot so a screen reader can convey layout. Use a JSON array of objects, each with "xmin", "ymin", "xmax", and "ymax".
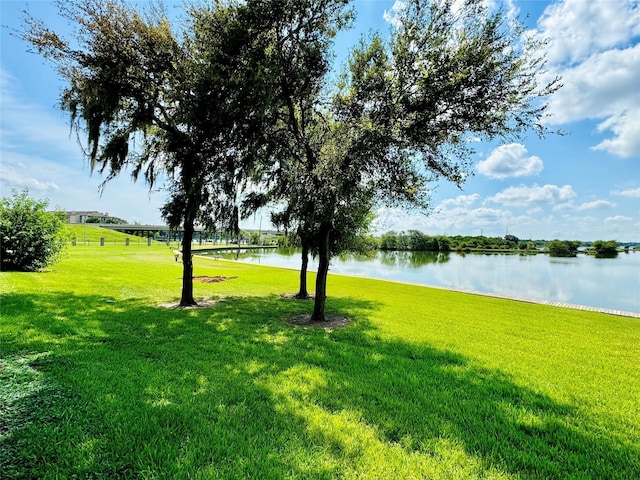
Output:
[{"xmin": 207, "ymin": 248, "xmax": 640, "ymax": 313}]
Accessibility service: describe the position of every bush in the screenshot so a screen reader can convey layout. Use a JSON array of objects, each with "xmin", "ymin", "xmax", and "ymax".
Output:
[
  {"xmin": 592, "ymin": 240, "xmax": 619, "ymax": 257},
  {"xmin": 0, "ymin": 190, "xmax": 68, "ymax": 271},
  {"xmin": 547, "ymin": 239, "xmax": 579, "ymax": 257}
]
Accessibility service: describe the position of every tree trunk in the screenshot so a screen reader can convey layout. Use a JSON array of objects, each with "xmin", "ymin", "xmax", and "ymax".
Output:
[
  {"xmin": 296, "ymin": 241, "xmax": 310, "ymax": 299},
  {"xmin": 180, "ymin": 217, "xmax": 197, "ymax": 307},
  {"xmin": 311, "ymin": 223, "xmax": 330, "ymax": 322}
]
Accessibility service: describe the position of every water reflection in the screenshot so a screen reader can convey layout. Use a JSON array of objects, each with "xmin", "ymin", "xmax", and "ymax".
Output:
[{"xmin": 379, "ymin": 250, "xmax": 450, "ymax": 268}]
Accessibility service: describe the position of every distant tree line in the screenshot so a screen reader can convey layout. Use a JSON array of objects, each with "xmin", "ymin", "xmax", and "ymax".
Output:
[
  {"xmin": 545, "ymin": 239, "xmax": 625, "ymax": 257},
  {"xmin": 278, "ymin": 229, "xmax": 631, "ymax": 256},
  {"xmin": 376, "ymin": 232, "xmax": 633, "ymax": 257},
  {"xmin": 378, "ymin": 231, "xmax": 542, "ymax": 252}
]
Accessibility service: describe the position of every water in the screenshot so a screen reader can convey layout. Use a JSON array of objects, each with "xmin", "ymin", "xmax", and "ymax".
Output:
[{"xmin": 204, "ymin": 248, "xmax": 640, "ymax": 313}]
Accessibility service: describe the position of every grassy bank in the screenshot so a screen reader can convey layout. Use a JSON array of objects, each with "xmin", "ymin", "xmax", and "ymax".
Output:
[
  {"xmin": 1, "ymin": 245, "xmax": 638, "ymax": 479},
  {"xmin": 65, "ymin": 224, "xmax": 154, "ymax": 245}
]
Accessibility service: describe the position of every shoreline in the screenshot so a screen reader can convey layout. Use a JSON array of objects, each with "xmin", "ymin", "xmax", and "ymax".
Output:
[{"xmin": 198, "ymin": 254, "xmax": 640, "ymax": 319}]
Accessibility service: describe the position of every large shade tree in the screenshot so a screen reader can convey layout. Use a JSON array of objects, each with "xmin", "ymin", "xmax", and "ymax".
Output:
[
  {"xmin": 21, "ymin": 0, "xmax": 273, "ymax": 306},
  {"xmin": 239, "ymin": 0, "xmax": 355, "ymax": 305},
  {"xmin": 254, "ymin": 0, "xmax": 560, "ymax": 321}
]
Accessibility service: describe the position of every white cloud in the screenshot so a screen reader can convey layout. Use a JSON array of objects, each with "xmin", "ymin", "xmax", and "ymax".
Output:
[
  {"xmin": 374, "ymin": 188, "xmax": 637, "ymax": 240},
  {"xmin": 0, "ymin": 150, "xmax": 163, "ymax": 220},
  {"xmin": 0, "ymin": 156, "xmax": 61, "ymax": 193},
  {"xmin": 439, "ymin": 193, "xmax": 480, "ymax": 207},
  {"xmin": 489, "ymin": 184, "xmax": 576, "ymax": 207},
  {"xmin": 553, "ymin": 202, "xmax": 575, "ymax": 211},
  {"xmin": 535, "ymin": 0, "xmax": 640, "ymax": 66},
  {"xmin": 544, "ymin": 46, "xmax": 640, "ymax": 124},
  {"xmin": 0, "ymin": 69, "xmax": 80, "ymax": 157},
  {"xmin": 612, "ymin": 187, "xmax": 640, "ymax": 198},
  {"xmin": 593, "ymin": 109, "xmax": 640, "ymax": 158},
  {"xmin": 0, "ymin": 67, "xmax": 165, "ymax": 223},
  {"xmin": 464, "ymin": 207, "xmax": 513, "ymax": 227},
  {"xmin": 477, "ymin": 143, "xmax": 543, "ymax": 179},
  {"xmin": 383, "ymin": 0, "xmax": 506, "ymax": 29},
  {"xmin": 576, "ymin": 200, "xmax": 616, "ymax": 211},
  {"xmin": 371, "ymin": 206, "xmax": 412, "ymax": 232},
  {"xmin": 383, "ymin": 1, "xmax": 406, "ymax": 26},
  {"xmin": 532, "ymin": 1, "xmax": 640, "ymax": 158},
  {"xmin": 605, "ymin": 215, "xmax": 633, "ymax": 224}
]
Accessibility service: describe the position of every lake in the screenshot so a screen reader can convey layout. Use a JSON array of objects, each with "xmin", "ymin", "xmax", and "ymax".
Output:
[{"xmin": 204, "ymin": 248, "xmax": 640, "ymax": 313}]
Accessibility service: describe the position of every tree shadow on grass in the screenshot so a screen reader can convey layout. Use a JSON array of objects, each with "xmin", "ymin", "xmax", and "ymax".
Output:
[{"xmin": 1, "ymin": 291, "xmax": 638, "ymax": 479}]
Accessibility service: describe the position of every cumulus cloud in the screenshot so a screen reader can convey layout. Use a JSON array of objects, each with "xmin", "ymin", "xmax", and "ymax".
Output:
[
  {"xmin": 543, "ymin": 46, "xmax": 640, "ymax": 124},
  {"xmin": 439, "ymin": 194, "xmax": 480, "ymax": 207},
  {"xmin": 533, "ymin": 0, "xmax": 640, "ymax": 158},
  {"xmin": 383, "ymin": 0, "xmax": 406, "ymax": 26},
  {"xmin": 576, "ymin": 200, "xmax": 616, "ymax": 211},
  {"xmin": 372, "ymin": 200, "xmax": 519, "ymax": 235},
  {"xmin": 605, "ymin": 215, "xmax": 633, "ymax": 224},
  {"xmin": 477, "ymin": 143, "xmax": 543, "ymax": 179},
  {"xmin": 464, "ymin": 207, "xmax": 513, "ymax": 227},
  {"xmin": 593, "ymin": 109, "xmax": 640, "ymax": 158},
  {"xmin": 428, "ymin": 205, "xmax": 516, "ymax": 233},
  {"xmin": 489, "ymin": 184, "xmax": 576, "ymax": 207},
  {"xmin": 612, "ymin": 187, "xmax": 640, "ymax": 198},
  {"xmin": 535, "ymin": 0, "xmax": 640, "ymax": 65}
]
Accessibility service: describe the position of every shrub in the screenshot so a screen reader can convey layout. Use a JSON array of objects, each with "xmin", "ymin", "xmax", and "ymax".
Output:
[
  {"xmin": 547, "ymin": 239, "xmax": 579, "ymax": 257},
  {"xmin": 0, "ymin": 190, "xmax": 68, "ymax": 271},
  {"xmin": 592, "ymin": 240, "xmax": 619, "ymax": 257}
]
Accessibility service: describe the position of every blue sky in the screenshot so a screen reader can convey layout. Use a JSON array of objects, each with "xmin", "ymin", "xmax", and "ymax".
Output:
[{"xmin": 1, "ymin": 0, "xmax": 639, "ymax": 241}]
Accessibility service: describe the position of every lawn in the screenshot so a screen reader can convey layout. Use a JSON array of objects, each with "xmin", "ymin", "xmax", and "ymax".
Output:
[
  {"xmin": 1, "ymin": 244, "xmax": 638, "ymax": 479},
  {"xmin": 65, "ymin": 224, "xmax": 157, "ymax": 245}
]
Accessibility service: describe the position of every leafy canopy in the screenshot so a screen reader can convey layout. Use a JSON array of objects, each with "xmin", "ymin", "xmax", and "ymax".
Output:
[
  {"xmin": 250, "ymin": 0, "xmax": 561, "ymax": 320},
  {"xmin": 21, "ymin": 0, "xmax": 278, "ymax": 305}
]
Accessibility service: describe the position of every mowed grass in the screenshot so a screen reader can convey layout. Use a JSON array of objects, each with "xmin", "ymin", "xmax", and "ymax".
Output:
[
  {"xmin": 1, "ymin": 245, "xmax": 638, "ymax": 479},
  {"xmin": 65, "ymin": 224, "xmax": 156, "ymax": 244}
]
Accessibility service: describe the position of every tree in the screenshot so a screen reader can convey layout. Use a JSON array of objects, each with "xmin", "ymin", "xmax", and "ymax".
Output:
[
  {"xmin": 547, "ymin": 240, "xmax": 579, "ymax": 257},
  {"xmin": 0, "ymin": 189, "xmax": 68, "ymax": 272},
  {"xmin": 240, "ymin": 0, "xmax": 356, "ymax": 304},
  {"xmin": 255, "ymin": 0, "xmax": 560, "ymax": 321},
  {"xmin": 21, "ymin": 0, "xmax": 272, "ymax": 305},
  {"xmin": 591, "ymin": 240, "xmax": 619, "ymax": 257},
  {"xmin": 505, "ymin": 234, "xmax": 519, "ymax": 248}
]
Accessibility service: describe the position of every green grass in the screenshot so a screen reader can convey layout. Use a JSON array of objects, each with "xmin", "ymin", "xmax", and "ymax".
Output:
[
  {"xmin": 65, "ymin": 224, "xmax": 157, "ymax": 244},
  {"xmin": 1, "ymin": 245, "xmax": 638, "ymax": 479}
]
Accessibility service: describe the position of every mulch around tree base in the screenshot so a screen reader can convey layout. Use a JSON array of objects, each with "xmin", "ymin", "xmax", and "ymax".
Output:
[
  {"xmin": 281, "ymin": 293, "xmax": 315, "ymax": 300},
  {"xmin": 158, "ymin": 299, "xmax": 218, "ymax": 309},
  {"xmin": 159, "ymin": 276, "xmax": 235, "ymax": 308},
  {"xmin": 288, "ymin": 313, "xmax": 351, "ymax": 329},
  {"xmin": 193, "ymin": 276, "xmax": 237, "ymax": 283}
]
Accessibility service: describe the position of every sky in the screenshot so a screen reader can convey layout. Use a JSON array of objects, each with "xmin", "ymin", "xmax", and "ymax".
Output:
[{"xmin": 1, "ymin": 0, "xmax": 639, "ymax": 241}]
